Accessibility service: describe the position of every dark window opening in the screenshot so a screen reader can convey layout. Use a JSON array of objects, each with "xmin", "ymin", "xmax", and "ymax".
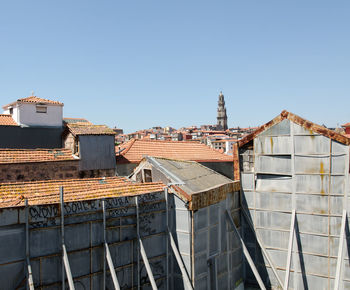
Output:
[{"xmin": 36, "ymin": 106, "xmax": 47, "ymax": 113}]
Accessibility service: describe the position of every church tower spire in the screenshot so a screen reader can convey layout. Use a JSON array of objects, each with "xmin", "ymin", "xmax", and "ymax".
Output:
[{"xmin": 217, "ymin": 91, "xmax": 228, "ymax": 130}]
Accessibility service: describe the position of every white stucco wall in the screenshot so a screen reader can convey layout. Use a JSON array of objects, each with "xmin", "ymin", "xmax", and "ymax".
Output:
[
  {"xmin": 16, "ymin": 103, "xmax": 63, "ymax": 127},
  {"xmin": 3, "ymin": 104, "xmax": 20, "ymax": 124}
]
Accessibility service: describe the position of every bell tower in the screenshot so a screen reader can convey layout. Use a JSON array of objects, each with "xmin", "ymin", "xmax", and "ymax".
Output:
[{"xmin": 217, "ymin": 91, "xmax": 228, "ymax": 130}]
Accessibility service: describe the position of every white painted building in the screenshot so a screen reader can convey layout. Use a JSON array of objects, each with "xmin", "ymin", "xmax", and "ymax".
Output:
[{"xmin": 3, "ymin": 96, "xmax": 63, "ymax": 127}]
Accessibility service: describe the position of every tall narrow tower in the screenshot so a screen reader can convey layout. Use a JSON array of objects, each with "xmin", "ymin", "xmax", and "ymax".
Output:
[{"xmin": 217, "ymin": 91, "xmax": 228, "ymax": 130}]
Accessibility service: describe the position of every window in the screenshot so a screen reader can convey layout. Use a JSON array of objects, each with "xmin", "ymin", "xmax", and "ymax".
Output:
[
  {"xmin": 36, "ymin": 105, "xmax": 47, "ymax": 113},
  {"xmin": 9, "ymin": 108, "xmax": 13, "ymax": 114}
]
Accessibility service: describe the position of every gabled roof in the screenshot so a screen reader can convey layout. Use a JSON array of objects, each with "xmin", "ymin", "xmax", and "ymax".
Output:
[
  {"xmin": 239, "ymin": 110, "xmax": 350, "ymax": 147},
  {"xmin": 66, "ymin": 123, "xmax": 115, "ymax": 136},
  {"xmin": 342, "ymin": 122, "xmax": 350, "ymax": 128},
  {"xmin": 0, "ymin": 176, "xmax": 165, "ymax": 208},
  {"xmin": 0, "ymin": 114, "xmax": 18, "ymax": 126},
  {"xmin": 137, "ymin": 157, "xmax": 239, "ymax": 210},
  {"xmin": 116, "ymin": 139, "xmax": 233, "ymax": 164},
  {"xmin": 3, "ymin": 96, "xmax": 63, "ymax": 109},
  {"xmin": 0, "ymin": 148, "xmax": 78, "ymax": 164}
]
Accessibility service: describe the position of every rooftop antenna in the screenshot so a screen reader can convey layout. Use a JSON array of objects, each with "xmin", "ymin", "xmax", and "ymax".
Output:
[{"xmin": 30, "ymin": 90, "xmax": 35, "ymax": 96}]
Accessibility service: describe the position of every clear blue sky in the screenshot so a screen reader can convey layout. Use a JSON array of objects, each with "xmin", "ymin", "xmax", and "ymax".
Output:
[{"xmin": 1, "ymin": 0, "xmax": 349, "ymax": 133}]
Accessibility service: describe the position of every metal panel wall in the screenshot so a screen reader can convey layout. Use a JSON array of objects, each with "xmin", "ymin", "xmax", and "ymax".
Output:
[
  {"xmin": 192, "ymin": 191, "xmax": 243, "ymax": 290},
  {"xmin": 79, "ymin": 135, "xmax": 116, "ymax": 171},
  {"xmin": 0, "ymin": 192, "xmax": 167, "ymax": 289},
  {"xmin": 240, "ymin": 119, "xmax": 350, "ymax": 289}
]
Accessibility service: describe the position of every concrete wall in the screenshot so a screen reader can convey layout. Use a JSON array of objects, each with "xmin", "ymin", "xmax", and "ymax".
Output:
[
  {"xmin": 79, "ymin": 135, "xmax": 116, "ymax": 171},
  {"xmin": 116, "ymin": 163, "xmax": 138, "ymax": 177},
  {"xmin": 240, "ymin": 119, "xmax": 350, "ymax": 289},
  {"xmin": 0, "ymin": 160, "xmax": 80, "ymax": 183},
  {"xmin": 0, "ymin": 191, "xmax": 168, "ymax": 289},
  {"xmin": 0, "ymin": 126, "xmax": 63, "ymax": 149}
]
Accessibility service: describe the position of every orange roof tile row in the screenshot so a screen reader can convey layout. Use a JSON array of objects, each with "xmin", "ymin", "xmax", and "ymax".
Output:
[
  {"xmin": 3, "ymin": 96, "xmax": 63, "ymax": 109},
  {"xmin": 0, "ymin": 114, "xmax": 18, "ymax": 126},
  {"xmin": 0, "ymin": 176, "xmax": 165, "ymax": 208},
  {"xmin": 0, "ymin": 149, "xmax": 77, "ymax": 164},
  {"xmin": 116, "ymin": 139, "xmax": 233, "ymax": 163},
  {"xmin": 67, "ymin": 123, "xmax": 116, "ymax": 136}
]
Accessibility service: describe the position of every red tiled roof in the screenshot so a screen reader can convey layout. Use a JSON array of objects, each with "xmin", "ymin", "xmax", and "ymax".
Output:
[
  {"xmin": 0, "ymin": 149, "xmax": 77, "ymax": 164},
  {"xmin": 0, "ymin": 176, "xmax": 165, "ymax": 208},
  {"xmin": 3, "ymin": 96, "xmax": 63, "ymax": 109},
  {"xmin": 116, "ymin": 139, "xmax": 233, "ymax": 163},
  {"xmin": 0, "ymin": 114, "xmax": 18, "ymax": 126},
  {"xmin": 342, "ymin": 123, "xmax": 350, "ymax": 128},
  {"xmin": 67, "ymin": 123, "xmax": 115, "ymax": 136}
]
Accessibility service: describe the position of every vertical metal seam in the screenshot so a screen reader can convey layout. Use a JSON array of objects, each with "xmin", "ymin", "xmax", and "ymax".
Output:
[
  {"xmin": 290, "ymin": 121, "xmax": 298, "ymax": 290},
  {"xmin": 328, "ymin": 138, "xmax": 332, "ymax": 289},
  {"xmin": 136, "ymin": 196, "xmax": 140, "ymax": 290}
]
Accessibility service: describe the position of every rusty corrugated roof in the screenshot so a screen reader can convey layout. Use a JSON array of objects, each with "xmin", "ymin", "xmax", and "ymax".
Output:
[
  {"xmin": 116, "ymin": 139, "xmax": 233, "ymax": 163},
  {"xmin": 0, "ymin": 148, "xmax": 77, "ymax": 164},
  {"xmin": 238, "ymin": 110, "xmax": 350, "ymax": 147},
  {"xmin": 0, "ymin": 176, "xmax": 165, "ymax": 208},
  {"xmin": 0, "ymin": 114, "xmax": 18, "ymax": 126}
]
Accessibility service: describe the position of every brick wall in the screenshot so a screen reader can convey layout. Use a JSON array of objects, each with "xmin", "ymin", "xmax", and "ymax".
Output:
[
  {"xmin": 79, "ymin": 168, "xmax": 116, "ymax": 178},
  {"xmin": 0, "ymin": 160, "xmax": 80, "ymax": 183}
]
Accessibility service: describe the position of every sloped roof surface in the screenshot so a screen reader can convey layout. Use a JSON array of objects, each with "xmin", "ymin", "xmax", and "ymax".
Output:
[
  {"xmin": 63, "ymin": 118, "xmax": 92, "ymax": 125},
  {"xmin": 117, "ymin": 139, "xmax": 233, "ymax": 163},
  {"xmin": 0, "ymin": 176, "xmax": 165, "ymax": 208},
  {"xmin": 0, "ymin": 149, "xmax": 77, "ymax": 164},
  {"xmin": 239, "ymin": 110, "xmax": 350, "ymax": 147},
  {"xmin": 0, "ymin": 114, "xmax": 18, "ymax": 126},
  {"xmin": 150, "ymin": 157, "xmax": 233, "ymax": 194},
  {"xmin": 3, "ymin": 96, "xmax": 63, "ymax": 108},
  {"xmin": 66, "ymin": 123, "xmax": 115, "ymax": 136}
]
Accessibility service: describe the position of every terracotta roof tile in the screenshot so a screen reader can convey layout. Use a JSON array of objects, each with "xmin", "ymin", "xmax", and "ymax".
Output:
[
  {"xmin": 3, "ymin": 96, "xmax": 63, "ymax": 109},
  {"xmin": 116, "ymin": 139, "xmax": 233, "ymax": 163},
  {"xmin": 0, "ymin": 114, "xmax": 18, "ymax": 126},
  {"xmin": 0, "ymin": 176, "xmax": 165, "ymax": 208},
  {"xmin": 0, "ymin": 149, "xmax": 77, "ymax": 164},
  {"xmin": 342, "ymin": 122, "xmax": 350, "ymax": 128},
  {"xmin": 67, "ymin": 123, "xmax": 115, "ymax": 136}
]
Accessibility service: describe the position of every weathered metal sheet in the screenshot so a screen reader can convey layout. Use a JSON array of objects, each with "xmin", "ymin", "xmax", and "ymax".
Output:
[
  {"xmin": 256, "ymin": 175, "xmax": 292, "ymax": 193},
  {"xmin": 256, "ymin": 155, "xmax": 291, "ymax": 174},
  {"xmin": 259, "ymin": 119, "xmax": 291, "ymax": 136},
  {"xmin": 254, "ymin": 136, "xmax": 291, "ymax": 155},
  {"xmin": 294, "ymin": 135, "xmax": 330, "ymax": 155},
  {"xmin": 294, "ymin": 155, "xmax": 330, "ymax": 174}
]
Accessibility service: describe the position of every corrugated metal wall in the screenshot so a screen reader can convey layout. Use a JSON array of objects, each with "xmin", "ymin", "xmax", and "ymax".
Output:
[
  {"xmin": 79, "ymin": 135, "xmax": 116, "ymax": 171},
  {"xmin": 240, "ymin": 119, "xmax": 350, "ymax": 289},
  {"xmin": 0, "ymin": 192, "xmax": 167, "ymax": 289}
]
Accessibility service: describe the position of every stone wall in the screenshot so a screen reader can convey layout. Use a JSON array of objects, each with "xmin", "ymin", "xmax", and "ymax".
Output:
[{"xmin": 0, "ymin": 160, "xmax": 80, "ymax": 182}]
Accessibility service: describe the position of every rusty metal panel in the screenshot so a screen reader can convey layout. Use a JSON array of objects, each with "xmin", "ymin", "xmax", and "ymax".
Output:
[
  {"xmin": 254, "ymin": 136, "xmax": 291, "ymax": 155},
  {"xmin": 295, "ymin": 174, "xmax": 329, "ymax": 194},
  {"xmin": 295, "ymin": 155, "xmax": 330, "ymax": 174}
]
